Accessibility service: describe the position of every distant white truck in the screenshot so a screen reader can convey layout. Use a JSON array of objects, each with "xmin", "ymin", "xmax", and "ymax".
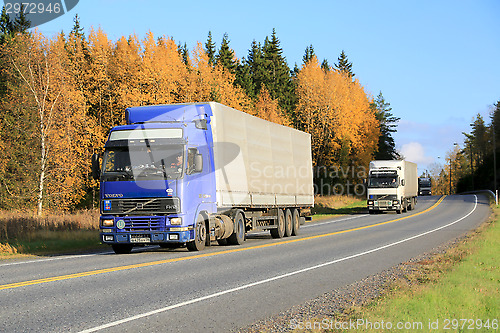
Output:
[{"xmin": 367, "ymin": 160, "xmax": 418, "ymax": 214}]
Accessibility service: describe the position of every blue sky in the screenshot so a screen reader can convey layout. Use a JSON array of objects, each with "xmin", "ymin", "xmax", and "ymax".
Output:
[{"xmin": 34, "ymin": 0, "xmax": 500, "ymax": 174}]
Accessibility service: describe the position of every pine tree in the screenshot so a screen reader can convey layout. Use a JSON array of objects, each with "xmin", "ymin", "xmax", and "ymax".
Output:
[
  {"xmin": 302, "ymin": 44, "xmax": 315, "ymax": 64},
  {"xmin": 215, "ymin": 33, "xmax": 236, "ymax": 73},
  {"xmin": 70, "ymin": 14, "xmax": 85, "ymax": 40},
  {"xmin": 371, "ymin": 92, "xmax": 400, "ymax": 160},
  {"xmin": 321, "ymin": 59, "xmax": 330, "ymax": 72},
  {"xmin": 235, "ymin": 40, "xmax": 264, "ymax": 99},
  {"xmin": 491, "ymin": 100, "xmax": 500, "ymax": 149},
  {"xmin": 204, "ymin": 31, "xmax": 216, "ymax": 66},
  {"xmin": 0, "ymin": 4, "xmax": 30, "ymax": 43},
  {"xmin": 335, "ymin": 50, "xmax": 355, "ymax": 78},
  {"xmin": 0, "ymin": 6, "xmax": 13, "ymax": 44},
  {"xmin": 261, "ymin": 28, "xmax": 295, "ymax": 115},
  {"xmin": 13, "ymin": 4, "xmax": 31, "ymax": 32},
  {"xmin": 177, "ymin": 42, "xmax": 189, "ymax": 66}
]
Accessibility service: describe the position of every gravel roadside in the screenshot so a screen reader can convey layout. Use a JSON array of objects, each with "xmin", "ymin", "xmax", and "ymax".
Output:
[{"xmin": 238, "ymin": 234, "xmax": 470, "ymax": 333}]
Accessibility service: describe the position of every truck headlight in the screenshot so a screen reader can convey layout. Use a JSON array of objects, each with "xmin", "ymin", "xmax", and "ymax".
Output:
[
  {"xmin": 393, "ymin": 200, "xmax": 399, "ymax": 205},
  {"xmin": 367, "ymin": 200, "xmax": 373, "ymax": 205},
  {"xmin": 170, "ymin": 217, "xmax": 182, "ymax": 225},
  {"xmin": 101, "ymin": 219, "xmax": 114, "ymax": 227}
]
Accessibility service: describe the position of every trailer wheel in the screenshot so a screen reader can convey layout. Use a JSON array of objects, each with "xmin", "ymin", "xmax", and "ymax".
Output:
[
  {"xmin": 112, "ymin": 244, "xmax": 133, "ymax": 254},
  {"xmin": 291, "ymin": 209, "xmax": 300, "ymax": 236},
  {"xmin": 270, "ymin": 209, "xmax": 285, "ymax": 238},
  {"xmin": 227, "ymin": 211, "xmax": 245, "ymax": 245},
  {"xmin": 284, "ymin": 209, "xmax": 293, "ymax": 237},
  {"xmin": 187, "ymin": 215, "xmax": 207, "ymax": 251}
]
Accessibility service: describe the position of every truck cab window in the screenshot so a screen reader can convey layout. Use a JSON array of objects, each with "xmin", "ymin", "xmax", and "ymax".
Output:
[{"xmin": 187, "ymin": 148, "xmax": 199, "ymax": 174}]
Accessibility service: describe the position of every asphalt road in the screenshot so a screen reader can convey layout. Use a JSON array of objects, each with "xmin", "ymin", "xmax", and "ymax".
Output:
[{"xmin": 0, "ymin": 194, "xmax": 491, "ymax": 332}]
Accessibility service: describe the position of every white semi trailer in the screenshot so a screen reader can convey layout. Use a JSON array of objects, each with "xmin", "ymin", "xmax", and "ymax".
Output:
[{"xmin": 367, "ymin": 160, "xmax": 418, "ymax": 214}]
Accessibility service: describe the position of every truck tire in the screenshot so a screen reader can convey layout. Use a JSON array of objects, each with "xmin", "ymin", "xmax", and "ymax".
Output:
[
  {"xmin": 187, "ymin": 215, "xmax": 207, "ymax": 251},
  {"xmin": 227, "ymin": 211, "xmax": 245, "ymax": 245},
  {"xmin": 112, "ymin": 244, "xmax": 133, "ymax": 254},
  {"xmin": 291, "ymin": 208, "xmax": 300, "ymax": 236},
  {"xmin": 270, "ymin": 209, "xmax": 285, "ymax": 238},
  {"xmin": 284, "ymin": 209, "xmax": 293, "ymax": 237}
]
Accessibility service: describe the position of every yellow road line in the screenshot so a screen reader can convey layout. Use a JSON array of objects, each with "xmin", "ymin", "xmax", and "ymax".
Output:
[{"xmin": 0, "ymin": 196, "xmax": 446, "ymax": 291}]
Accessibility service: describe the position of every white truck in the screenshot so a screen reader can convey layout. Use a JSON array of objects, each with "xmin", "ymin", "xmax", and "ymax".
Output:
[{"xmin": 366, "ymin": 160, "xmax": 418, "ymax": 214}]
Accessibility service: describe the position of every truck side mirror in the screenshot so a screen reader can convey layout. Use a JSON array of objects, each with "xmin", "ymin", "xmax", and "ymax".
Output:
[
  {"xmin": 401, "ymin": 179, "xmax": 405, "ymax": 186},
  {"xmin": 194, "ymin": 154, "xmax": 203, "ymax": 173},
  {"xmin": 91, "ymin": 153, "xmax": 101, "ymax": 180}
]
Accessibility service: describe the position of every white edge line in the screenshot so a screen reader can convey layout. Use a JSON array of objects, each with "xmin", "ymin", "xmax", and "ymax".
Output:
[{"xmin": 78, "ymin": 195, "xmax": 478, "ymax": 333}]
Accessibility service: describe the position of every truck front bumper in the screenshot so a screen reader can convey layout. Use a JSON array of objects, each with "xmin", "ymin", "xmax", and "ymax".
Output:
[
  {"xmin": 367, "ymin": 199, "xmax": 400, "ymax": 211},
  {"xmin": 100, "ymin": 230, "xmax": 192, "ymax": 245}
]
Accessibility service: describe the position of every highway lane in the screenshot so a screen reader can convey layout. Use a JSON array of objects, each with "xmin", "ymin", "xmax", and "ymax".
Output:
[{"xmin": 0, "ymin": 194, "xmax": 490, "ymax": 332}]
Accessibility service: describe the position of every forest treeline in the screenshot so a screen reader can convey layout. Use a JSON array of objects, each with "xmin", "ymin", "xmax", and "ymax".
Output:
[
  {"xmin": 431, "ymin": 102, "xmax": 500, "ymax": 195},
  {"xmin": 0, "ymin": 13, "xmax": 400, "ymax": 214}
]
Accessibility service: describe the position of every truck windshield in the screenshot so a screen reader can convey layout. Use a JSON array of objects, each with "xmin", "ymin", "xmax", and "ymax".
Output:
[
  {"xmin": 368, "ymin": 176, "xmax": 399, "ymax": 188},
  {"xmin": 419, "ymin": 180, "xmax": 431, "ymax": 187},
  {"xmin": 102, "ymin": 144, "xmax": 184, "ymax": 181}
]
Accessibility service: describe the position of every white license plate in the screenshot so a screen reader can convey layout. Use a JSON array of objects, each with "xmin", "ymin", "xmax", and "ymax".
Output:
[{"xmin": 130, "ymin": 236, "xmax": 150, "ymax": 243}]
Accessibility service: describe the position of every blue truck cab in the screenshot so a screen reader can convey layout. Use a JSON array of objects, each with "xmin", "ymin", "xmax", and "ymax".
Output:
[{"xmin": 94, "ymin": 103, "xmax": 215, "ymax": 253}]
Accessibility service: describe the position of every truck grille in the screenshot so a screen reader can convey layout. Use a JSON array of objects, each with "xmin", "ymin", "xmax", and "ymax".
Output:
[
  {"xmin": 101, "ymin": 197, "xmax": 180, "ymax": 215},
  {"xmin": 120, "ymin": 216, "xmax": 165, "ymax": 232}
]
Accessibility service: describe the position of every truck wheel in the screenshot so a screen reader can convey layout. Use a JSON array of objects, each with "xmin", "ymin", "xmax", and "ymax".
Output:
[
  {"xmin": 291, "ymin": 209, "xmax": 300, "ymax": 236},
  {"xmin": 227, "ymin": 211, "xmax": 245, "ymax": 245},
  {"xmin": 284, "ymin": 209, "xmax": 293, "ymax": 237},
  {"xmin": 187, "ymin": 215, "xmax": 207, "ymax": 251},
  {"xmin": 112, "ymin": 244, "xmax": 133, "ymax": 254},
  {"xmin": 270, "ymin": 209, "xmax": 285, "ymax": 238}
]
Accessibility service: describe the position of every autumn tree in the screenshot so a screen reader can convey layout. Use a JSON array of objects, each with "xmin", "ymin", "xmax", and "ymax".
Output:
[
  {"xmin": 2, "ymin": 32, "xmax": 95, "ymax": 214},
  {"xmin": 295, "ymin": 56, "xmax": 379, "ymax": 187},
  {"xmin": 187, "ymin": 42, "xmax": 251, "ymax": 111},
  {"xmin": 254, "ymin": 85, "xmax": 290, "ymax": 126}
]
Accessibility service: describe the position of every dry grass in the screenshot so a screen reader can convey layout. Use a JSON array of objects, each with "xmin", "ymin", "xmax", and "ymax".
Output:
[
  {"xmin": 0, "ymin": 209, "xmax": 100, "ymax": 241},
  {"xmin": 314, "ymin": 195, "xmax": 363, "ymax": 210}
]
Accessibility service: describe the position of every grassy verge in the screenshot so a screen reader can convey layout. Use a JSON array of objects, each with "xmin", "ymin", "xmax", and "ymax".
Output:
[
  {"xmin": 312, "ymin": 195, "xmax": 366, "ymax": 220},
  {"xmin": 0, "ymin": 210, "xmax": 106, "ymax": 258},
  {"xmin": 300, "ymin": 204, "xmax": 499, "ymax": 332}
]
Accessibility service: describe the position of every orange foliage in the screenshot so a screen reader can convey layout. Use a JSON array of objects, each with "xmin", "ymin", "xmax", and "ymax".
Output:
[
  {"xmin": 254, "ymin": 85, "xmax": 290, "ymax": 126},
  {"xmin": 187, "ymin": 42, "xmax": 252, "ymax": 112},
  {"xmin": 1, "ymin": 29, "xmax": 383, "ymax": 211},
  {"xmin": 295, "ymin": 57, "xmax": 379, "ymax": 168}
]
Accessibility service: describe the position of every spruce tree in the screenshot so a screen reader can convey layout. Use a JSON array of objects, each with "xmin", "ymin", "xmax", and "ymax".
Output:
[
  {"xmin": 321, "ymin": 59, "xmax": 330, "ymax": 72},
  {"xmin": 335, "ymin": 50, "xmax": 355, "ymax": 78},
  {"xmin": 205, "ymin": 31, "xmax": 216, "ymax": 66},
  {"xmin": 235, "ymin": 40, "xmax": 263, "ymax": 99},
  {"xmin": 261, "ymin": 28, "xmax": 295, "ymax": 115},
  {"xmin": 70, "ymin": 14, "xmax": 85, "ymax": 40},
  {"xmin": 302, "ymin": 44, "xmax": 315, "ymax": 64},
  {"xmin": 371, "ymin": 92, "xmax": 400, "ymax": 160},
  {"xmin": 215, "ymin": 33, "xmax": 236, "ymax": 73},
  {"xmin": 13, "ymin": 4, "xmax": 31, "ymax": 32},
  {"xmin": 177, "ymin": 42, "xmax": 189, "ymax": 66}
]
